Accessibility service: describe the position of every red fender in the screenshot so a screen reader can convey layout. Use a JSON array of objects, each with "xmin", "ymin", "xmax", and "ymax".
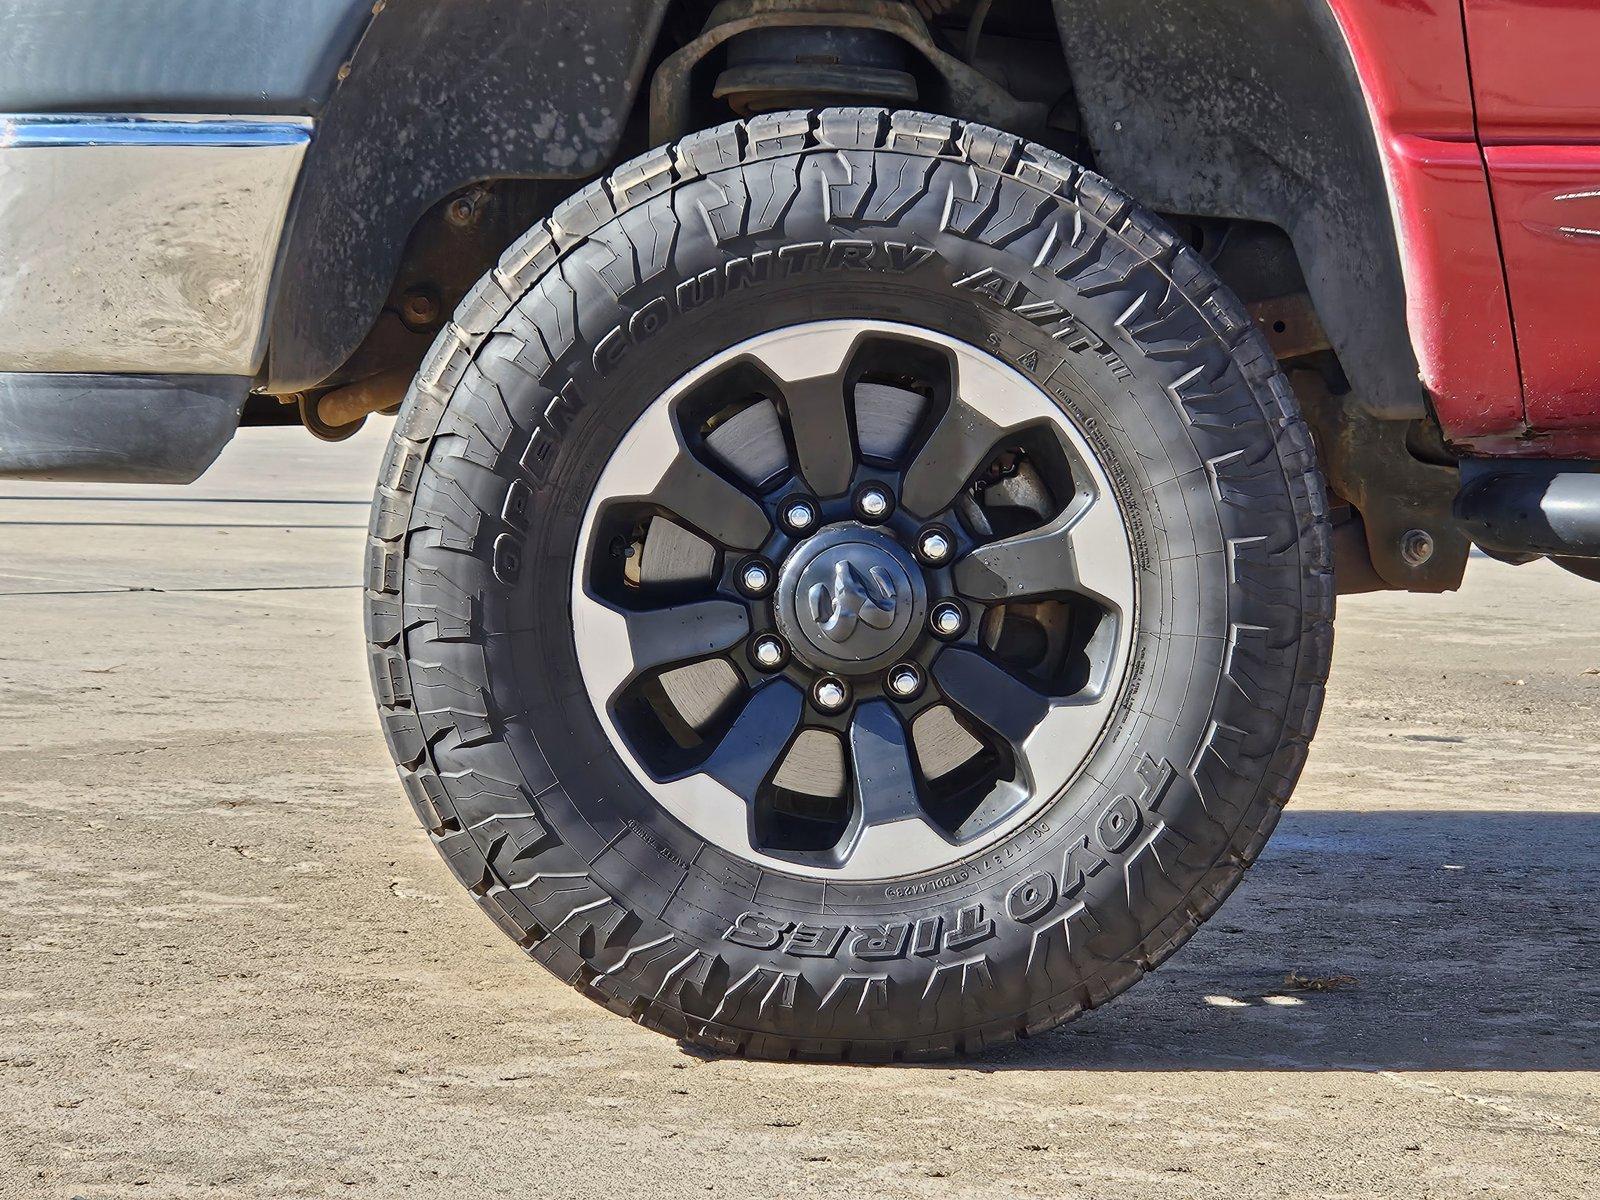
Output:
[
  {"xmin": 1326, "ymin": 0, "xmax": 1523, "ymax": 444},
  {"xmin": 1330, "ymin": 0, "xmax": 1600, "ymax": 456}
]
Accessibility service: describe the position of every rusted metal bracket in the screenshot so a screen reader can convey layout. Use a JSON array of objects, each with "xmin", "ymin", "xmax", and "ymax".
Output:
[
  {"xmin": 1248, "ymin": 293, "xmax": 1331, "ymax": 362},
  {"xmin": 1292, "ymin": 367, "xmax": 1469, "ymax": 593}
]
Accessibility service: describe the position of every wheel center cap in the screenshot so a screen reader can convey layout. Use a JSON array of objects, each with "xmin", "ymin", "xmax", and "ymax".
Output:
[
  {"xmin": 811, "ymin": 557, "xmax": 898, "ymax": 643},
  {"xmin": 776, "ymin": 525, "xmax": 926, "ymax": 672}
]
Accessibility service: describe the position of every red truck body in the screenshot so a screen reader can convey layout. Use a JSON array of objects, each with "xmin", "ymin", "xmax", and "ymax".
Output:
[{"xmin": 1336, "ymin": 0, "xmax": 1600, "ymax": 456}]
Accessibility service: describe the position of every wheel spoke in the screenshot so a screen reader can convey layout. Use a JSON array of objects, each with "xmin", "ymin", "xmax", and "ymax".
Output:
[
  {"xmin": 845, "ymin": 700, "xmax": 955, "ymax": 869},
  {"xmin": 847, "ymin": 701, "xmax": 923, "ymax": 827},
  {"xmin": 782, "ymin": 374, "xmax": 855, "ymax": 497},
  {"xmin": 740, "ymin": 323, "xmax": 862, "ymax": 499},
  {"xmin": 953, "ymin": 493, "xmax": 1133, "ymax": 613},
  {"xmin": 651, "ymin": 452, "xmax": 771, "ymax": 550},
  {"xmin": 933, "ymin": 646, "xmax": 1119, "ymax": 798},
  {"xmin": 932, "ymin": 647, "xmax": 1052, "ymax": 750},
  {"xmin": 624, "ymin": 599, "xmax": 750, "ymax": 680},
  {"xmin": 576, "ymin": 598, "xmax": 750, "ymax": 702},
  {"xmin": 593, "ymin": 390, "xmax": 771, "ymax": 550},
  {"xmin": 899, "ymin": 396, "xmax": 1006, "ymax": 517},
  {"xmin": 698, "ymin": 681, "xmax": 805, "ymax": 802}
]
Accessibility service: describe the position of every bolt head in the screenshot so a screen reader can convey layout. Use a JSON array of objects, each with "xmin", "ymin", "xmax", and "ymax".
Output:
[
  {"xmin": 751, "ymin": 634, "xmax": 786, "ymax": 670},
  {"xmin": 918, "ymin": 528, "xmax": 953, "ymax": 564},
  {"xmin": 446, "ymin": 194, "xmax": 479, "ymax": 227},
  {"xmin": 812, "ymin": 677, "xmax": 849, "ymax": 712},
  {"xmin": 782, "ymin": 500, "xmax": 817, "ymax": 533},
  {"xmin": 1400, "ymin": 528, "xmax": 1435, "ymax": 567},
  {"xmin": 886, "ymin": 663, "xmax": 923, "ymax": 699},
  {"xmin": 401, "ymin": 289, "xmax": 440, "ymax": 327},
  {"xmin": 857, "ymin": 487, "xmax": 891, "ymax": 520},
  {"xmin": 740, "ymin": 561, "xmax": 772, "ymax": 595},
  {"xmin": 930, "ymin": 601, "xmax": 966, "ymax": 638}
]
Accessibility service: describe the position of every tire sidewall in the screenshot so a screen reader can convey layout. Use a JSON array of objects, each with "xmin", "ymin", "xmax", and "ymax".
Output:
[{"xmin": 384, "ymin": 117, "xmax": 1324, "ymax": 1052}]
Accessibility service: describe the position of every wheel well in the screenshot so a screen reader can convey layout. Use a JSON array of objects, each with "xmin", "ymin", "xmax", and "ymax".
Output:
[
  {"xmin": 262, "ymin": 0, "xmax": 1085, "ymax": 406},
  {"xmin": 268, "ymin": 0, "xmax": 1339, "ymax": 402},
  {"xmin": 262, "ymin": 0, "xmax": 1453, "ymax": 592}
]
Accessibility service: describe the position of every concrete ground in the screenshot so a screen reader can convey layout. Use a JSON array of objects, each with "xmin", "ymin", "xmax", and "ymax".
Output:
[{"xmin": 1, "ymin": 425, "xmax": 1596, "ymax": 1199}]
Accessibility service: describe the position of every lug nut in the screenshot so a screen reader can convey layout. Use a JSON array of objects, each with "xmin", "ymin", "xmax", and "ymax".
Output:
[
  {"xmin": 930, "ymin": 601, "xmax": 967, "ymax": 639},
  {"xmin": 886, "ymin": 662, "xmax": 923, "ymax": 699},
  {"xmin": 750, "ymin": 634, "xmax": 787, "ymax": 671},
  {"xmin": 739, "ymin": 559, "xmax": 774, "ymax": 596},
  {"xmin": 812, "ymin": 676, "xmax": 850, "ymax": 712},
  {"xmin": 781, "ymin": 498, "xmax": 818, "ymax": 534},
  {"xmin": 856, "ymin": 486, "xmax": 892, "ymax": 521},
  {"xmin": 917, "ymin": 527, "xmax": 954, "ymax": 565}
]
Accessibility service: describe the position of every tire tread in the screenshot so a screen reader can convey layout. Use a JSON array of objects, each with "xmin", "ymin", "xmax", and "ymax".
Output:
[{"xmin": 364, "ymin": 107, "xmax": 1333, "ymax": 1060}]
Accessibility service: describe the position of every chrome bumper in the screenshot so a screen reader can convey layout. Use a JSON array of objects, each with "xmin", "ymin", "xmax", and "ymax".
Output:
[{"xmin": 0, "ymin": 115, "xmax": 311, "ymax": 375}]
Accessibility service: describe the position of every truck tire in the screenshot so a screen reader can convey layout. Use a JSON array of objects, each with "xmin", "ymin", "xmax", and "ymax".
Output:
[{"xmin": 366, "ymin": 109, "xmax": 1332, "ymax": 1059}]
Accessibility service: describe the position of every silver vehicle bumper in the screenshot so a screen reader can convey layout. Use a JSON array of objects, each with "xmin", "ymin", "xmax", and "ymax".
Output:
[{"xmin": 0, "ymin": 114, "xmax": 311, "ymax": 376}]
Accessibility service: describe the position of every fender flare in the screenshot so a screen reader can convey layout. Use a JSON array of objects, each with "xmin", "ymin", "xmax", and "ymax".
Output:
[
  {"xmin": 1049, "ymin": 0, "xmax": 1439, "ymax": 424},
  {"xmin": 264, "ymin": 0, "xmax": 670, "ymax": 393}
]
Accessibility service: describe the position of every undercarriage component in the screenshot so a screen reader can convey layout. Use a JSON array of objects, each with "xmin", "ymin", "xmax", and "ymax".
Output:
[
  {"xmin": 714, "ymin": 25, "xmax": 918, "ymax": 115},
  {"xmin": 1328, "ymin": 508, "xmax": 1388, "ymax": 595},
  {"xmin": 299, "ymin": 369, "xmax": 410, "ymax": 441},
  {"xmin": 1248, "ymin": 294, "xmax": 1331, "ymax": 362},
  {"xmin": 1292, "ymin": 367, "xmax": 1469, "ymax": 592},
  {"xmin": 1454, "ymin": 460, "xmax": 1600, "ymax": 563},
  {"xmin": 649, "ymin": 0, "xmax": 1046, "ymax": 143},
  {"xmin": 315, "ymin": 369, "xmax": 410, "ymax": 430}
]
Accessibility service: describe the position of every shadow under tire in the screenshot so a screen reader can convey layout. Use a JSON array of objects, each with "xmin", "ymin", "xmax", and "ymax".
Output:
[{"xmin": 365, "ymin": 108, "xmax": 1333, "ymax": 1060}]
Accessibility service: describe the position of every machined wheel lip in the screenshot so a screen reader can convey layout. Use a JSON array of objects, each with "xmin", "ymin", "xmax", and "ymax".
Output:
[{"xmin": 570, "ymin": 320, "xmax": 1138, "ymax": 883}]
